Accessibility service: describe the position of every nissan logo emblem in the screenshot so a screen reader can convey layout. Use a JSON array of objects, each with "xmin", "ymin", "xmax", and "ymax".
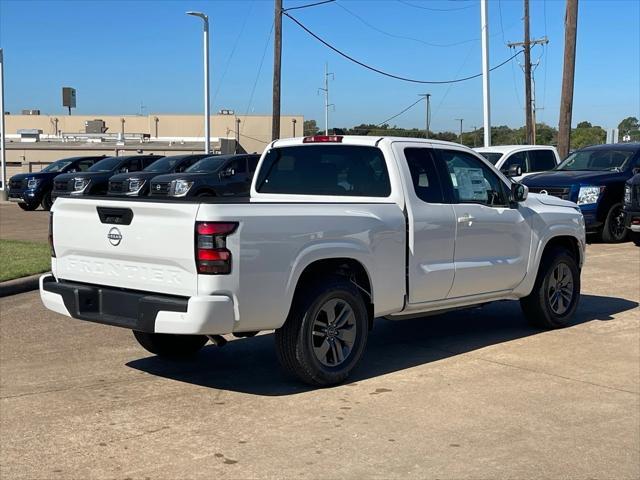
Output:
[
  {"xmin": 155, "ymin": 184, "xmax": 161, "ymax": 190},
  {"xmin": 539, "ymin": 190, "xmax": 548, "ymax": 195},
  {"xmin": 107, "ymin": 227, "xmax": 123, "ymax": 246}
]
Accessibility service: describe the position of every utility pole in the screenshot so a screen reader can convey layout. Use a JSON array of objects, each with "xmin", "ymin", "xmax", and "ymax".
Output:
[
  {"xmin": 558, "ymin": 0, "xmax": 578, "ymax": 159},
  {"xmin": 272, "ymin": 0, "xmax": 282, "ymax": 141},
  {"xmin": 318, "ymin": 63, "xmax": 334, "ymax": 135},
  {"xmin": 419, "ymin": 94, "xmax": 431, "ymax": 139},
  {"xmin": 455, "ymin": 118, "xmax": 464, "ymax": 144},
  {"xmin": 508, "ymin": 0, "xmax": 549, "ymax": 145},
  {"xmin": 480, "ymin": 0, "xmax": 491, "ymax": 147}
]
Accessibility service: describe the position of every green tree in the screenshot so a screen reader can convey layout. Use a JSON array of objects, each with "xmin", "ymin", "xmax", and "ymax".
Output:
[
  {"xmin": 576, "ymin": 121, "xmax": 592, "ymax": 129},
  {"xmin": 618, "ymin": 116, "xmax": 640, "ymax": 141},
  {"xmin": 571, "ymin": 125, "xmax": 606, "ymax": 149},
  {"xmin": 303, "ymin": 120, "xmax": 319, "ymax": 136}
]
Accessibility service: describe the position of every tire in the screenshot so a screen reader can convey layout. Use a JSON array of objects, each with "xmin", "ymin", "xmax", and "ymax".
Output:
[
  {"xmin": 600, "ymin": 203, "xmax": 628, "ymax": 243},
  {"xmin": 40, "ymin": 190, "xmax": 53, "ymax": 211},
  {"xmin": 631, "ymin": 231, "xmax": 640, "ymax": 247},
  {"xmin": 132, "ymin": 331, "xmax": 208, "ymax": 358},
  {"xmin": 275, "ymin": 276, "xmax": 369, "ymax": 386},
  {"xmin": 520, "ymin": 247, "xmax": 581, "ymax": 329},
  {"xmin": 18, "ymin": 202, "xmax": 38, "ymax": 211}
]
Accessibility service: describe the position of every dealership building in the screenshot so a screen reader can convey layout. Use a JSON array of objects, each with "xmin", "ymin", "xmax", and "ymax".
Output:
[{"xmin": 2, "ymin": 112, "xmax": 303, "ymax": 177}]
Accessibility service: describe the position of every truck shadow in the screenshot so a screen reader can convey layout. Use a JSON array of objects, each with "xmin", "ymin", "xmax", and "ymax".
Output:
[{"xmin": 126, "ymin": 294, "xmax": 637, "ymax": 396}]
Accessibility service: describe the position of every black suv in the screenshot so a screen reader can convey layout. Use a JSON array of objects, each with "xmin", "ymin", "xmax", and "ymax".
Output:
[
  {"xmin": 623, "ymin": 173, "xmax": 640, "ymax": 246},
  {"xmin": 8, "ymin": 156, "xmax": 105, "ymax": 211},
  {"xmin": 107, "ymin": 154, "xmax": 210, "ymax": 197},
  {"xmin": 149, "ymin": 154, "xmax": 259, "ymax": 198},
  {"xmin": 523, "ymin": 143, "xmax": 640, "ymax": 242},
  {"xmin": 52, "ymin": 155, "xmax": 162, "ymax": 198}
]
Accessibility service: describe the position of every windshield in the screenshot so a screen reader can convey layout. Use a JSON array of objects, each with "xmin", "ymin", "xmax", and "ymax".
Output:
[
  {"xmin": 88, "ymin": 157, "xmax": 121, "ymax": 172},
  {"xmin": 41, "ymin": 159, "xmax": 73, "ymax": 173},
  {"xmin": 186, "ymin": 157, "xmax": 225, "ymax": 173},
  {"xmin": 143, "ymin": 156, "xmax": 181, "ymax": 173},
  {"xmin": 557, "ymin": 149, "xmax": 635, "ymax": 171},
  {"xmin": 477, "ymin": 152, "xmax": 503, "ymax": 165}
]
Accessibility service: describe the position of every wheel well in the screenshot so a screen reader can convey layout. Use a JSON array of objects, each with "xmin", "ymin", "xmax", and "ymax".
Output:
[
  {"xmin": 196, "ymin": 188, "xmax": 217, "ymax": 197},
  {"xmin": 293, "ymin": 258, "xmax": 374, "ymax": 329},
  {"xmin": 542, "ymin": 236, "xmax": 581, "ymax": 266}
]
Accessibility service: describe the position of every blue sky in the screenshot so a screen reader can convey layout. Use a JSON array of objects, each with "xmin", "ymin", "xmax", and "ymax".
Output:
[{"xmin": 0, "ymin": 0, "xmax": 638, "ymax": 132}]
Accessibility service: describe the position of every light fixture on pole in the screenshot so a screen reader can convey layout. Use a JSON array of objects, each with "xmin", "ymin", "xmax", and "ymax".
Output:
[{"xmin": 186, "ymin": 11, "xmax": 211, "ymax": 154}]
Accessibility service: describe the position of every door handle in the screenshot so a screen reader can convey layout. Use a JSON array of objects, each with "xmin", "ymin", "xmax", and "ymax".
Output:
[{"xmin": 457, "ymin": 213, "xmax": 475, "ymax": 224}]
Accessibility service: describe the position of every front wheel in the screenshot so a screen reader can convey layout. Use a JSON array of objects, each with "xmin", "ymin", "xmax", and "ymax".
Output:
[
  {"xmin": 601, "ymin": 203, "xmax": 628, "ymax": 243},
  {"xmin": 520, "ymin": 247, "xmax": 581, "ymax": 329},
  {"xmin": 41, "ymin": 190, "xmax": 53, "ymax": 211},
  {"xmin": 18, "ymin": 202, "xmax": 38, "ymax": 211},
  {"xmin": 275, "ymin": 277, "xmax": 369, "ymax": 386},
  {"xmin": 132, "ymin": 331, "xmax": 208, "ymax": 358}
]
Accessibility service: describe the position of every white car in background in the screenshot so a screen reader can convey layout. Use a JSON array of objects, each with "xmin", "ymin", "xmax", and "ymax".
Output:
[{"xmin": 474, "ymin": 145, "xmax": 561, "ymax": 181}]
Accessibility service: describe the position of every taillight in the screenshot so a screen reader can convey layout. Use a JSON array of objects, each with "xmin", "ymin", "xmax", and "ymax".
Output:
[
  {"xmin": 195, "ymin": 222, "xmax": 237, "ymax": 274},
  {"xmin": 302, "ymin": 135, "xmax": 343, "ymax": 143},
  {"xmin": 48, "ymin": 213, "xmax": 56, "ymax": 258}
]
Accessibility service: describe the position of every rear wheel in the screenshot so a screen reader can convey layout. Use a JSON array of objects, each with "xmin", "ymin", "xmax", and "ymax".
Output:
[
  {"xmin": 520, "ymin": 247, "xmax": 581, "ymax": 329},
  {"xmin": 275, "ymin": 276, "xmax": 369, "ymax": 386},
  {"xmin": 41, "ymin": 190, "xmax": 53, "ymax": 211},
  {"xmin": 132, "ymin": 331, "xmax": 208, "ymax": 358},
  {"xmin": 601, "ymin": 203, "xmax": 628, "ymax": 243},
  {"xmin": 18, "ymin": 202, "xmax": 38, "ymax": 211}
]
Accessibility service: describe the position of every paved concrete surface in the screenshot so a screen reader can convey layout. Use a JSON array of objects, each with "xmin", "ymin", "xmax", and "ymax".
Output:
[
  {"xmin": 0, "ymin": 203, "xmax": 50, "ymax": 243},
  {"xmin": 1, "ymin": 243, "xmax": 638, "ymax": 479}
]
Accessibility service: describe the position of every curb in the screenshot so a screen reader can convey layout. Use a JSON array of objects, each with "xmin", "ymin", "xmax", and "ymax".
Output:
[{"xmin": 0, "ymin": 273, "xmax": 46, "ymax": 298}]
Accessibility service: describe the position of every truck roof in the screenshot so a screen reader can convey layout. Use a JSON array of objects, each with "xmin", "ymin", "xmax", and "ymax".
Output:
[
  {"xmin": 271, "ymin": 135, "xmax": 471, "ymax": 149},
  {"xmin": 474, "ymin": 145, "xmax": 557, "ymax": 154}
]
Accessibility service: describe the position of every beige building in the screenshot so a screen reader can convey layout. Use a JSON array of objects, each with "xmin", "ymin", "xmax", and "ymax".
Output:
[{"xmin": 3, "ymin": 113, "xmax": 303, "ymax": 176}]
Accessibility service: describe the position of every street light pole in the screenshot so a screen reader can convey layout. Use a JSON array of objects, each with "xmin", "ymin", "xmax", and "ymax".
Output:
[
  {"xmin": 187, "ymin": 11, "xmax": 211, "ymax": 154},
  {"xmin": 480, "ymin": 0, "xmax": 491, "ymax": 147}
]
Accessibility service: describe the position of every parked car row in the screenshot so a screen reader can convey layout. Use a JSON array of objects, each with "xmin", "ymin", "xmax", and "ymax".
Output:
[{"xmin": 8, "ymin": 153, "xmax": 260, "ymax": 210}]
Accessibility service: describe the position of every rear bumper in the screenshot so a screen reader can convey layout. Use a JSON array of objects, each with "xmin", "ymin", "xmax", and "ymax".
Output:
[{"xmin": 39, "ymin": 275, "xmax": 236, "ymax": 335}]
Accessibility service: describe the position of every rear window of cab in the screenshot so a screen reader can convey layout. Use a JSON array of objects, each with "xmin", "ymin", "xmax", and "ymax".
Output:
[{"xmin": 255, "ymin": 145, "xmax": 391, "ymax": 197}]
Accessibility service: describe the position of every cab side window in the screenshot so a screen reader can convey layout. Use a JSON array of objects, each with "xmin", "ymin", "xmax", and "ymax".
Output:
[
  {"xmin": 248, "ymin": 156, "xmax": 259, "ymax": 173},
  {"xmin": 436, "ymin": 149, "xmax": 509, "ymax": 207},
  {"xmin": 142, "ymin": 157, "xmax": 158, "ymax": 169},
  {"xmin": 121, "ymin": 158, "xmax": 141, "ymax": 173},
  {"xmin": 404, "ymin": 147, "xmax": 445, "ymax": 203},
  {"xmin": 529, "ymin": 150, "xmax": 557, "ymax": 171},
  {"xmin": 176, "ymin": 157, "xmax": 200, "ymax": 173},
  {"xmin": 75, "ymin": 159, "xmax": 95, "ymax": 171},
  {"xmin": 226, "ymin": 158, "xmax": 247, "ymax": 175},
  {"xmin": 501, "ymin": 151, "xmax": 528, "ymax": 174}
]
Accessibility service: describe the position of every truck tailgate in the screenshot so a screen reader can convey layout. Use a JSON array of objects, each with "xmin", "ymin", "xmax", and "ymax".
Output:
[{"xmin": 52, "ymin": 198, "xmax": 200, "ymax": 297}]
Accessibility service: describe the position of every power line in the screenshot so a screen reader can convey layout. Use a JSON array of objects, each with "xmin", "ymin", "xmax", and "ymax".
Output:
[
  {"xmin": 241, "ymin": 19, "xmax": 275, "ymax": 134},
  {"xmin": 284, "ymin": 11, "xmax": 524, "ymax": 85},
  {"xmin": 284, "ymin": 0, "xmax": 335, "ymax": 12},
  {"xmin": 377, "ymin": 97, "xmax": 424, "ymax": 126},
  {"xmin": 397, "ymin": 0, "xmax": 474, "ymax": 12},
  {"xmin": 336, "ymin": 1, "xmax": 484, "ymax": 48},
  {"xmin": 212, "ymin": 0, "xmax": 254, "ymax": 105}
]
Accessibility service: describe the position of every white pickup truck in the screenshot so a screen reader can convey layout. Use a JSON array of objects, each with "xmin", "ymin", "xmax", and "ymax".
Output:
[{"xmin": 41, "ymin": 136, "xmax": 586, "ymax": 386}]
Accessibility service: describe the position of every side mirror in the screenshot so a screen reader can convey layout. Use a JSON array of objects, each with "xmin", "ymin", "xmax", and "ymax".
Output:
[
  {"xmin": 119, "ymin": 167, "xmax": 129, "ymax": 173},
  {"xmin": 511, "ymin": 183, "xmax": 528, "ymax": 202},
  {"xmin": 507, "ymin": 164, "xmax": 523, "ymax": 177},
  {"xmin": 220, "ymin": 168, "xmax": 235, "ymax": 179},
  {"xmin": 632, "ymin": 167, "xmax": 640, "ymax": 175}
]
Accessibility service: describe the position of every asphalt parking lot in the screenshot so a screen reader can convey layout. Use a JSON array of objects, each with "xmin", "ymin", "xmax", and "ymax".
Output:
[{"xmin": 0, "ymin": 204, "xmax": 639, "ymax": 479}]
